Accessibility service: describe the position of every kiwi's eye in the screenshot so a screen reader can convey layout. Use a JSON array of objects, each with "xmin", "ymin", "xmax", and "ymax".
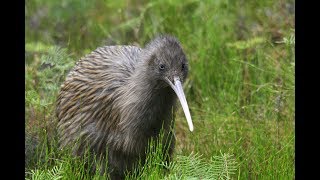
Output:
[
  {"xmin": 182, "ymin": 63, "xmax": 186, "ymax": 70},
  {"xmin": 159, "ymin": 64, "xmax": 165, "ymax": 70}
]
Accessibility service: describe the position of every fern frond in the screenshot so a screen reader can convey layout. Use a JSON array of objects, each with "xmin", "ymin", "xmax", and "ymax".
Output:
[
  {"xmin": 26, "ymin": 162, "xmax": 63, "ymax": 180},
  {"xmin": 167, "ymin": 152, "xmax": 238, "ymax": 180}
]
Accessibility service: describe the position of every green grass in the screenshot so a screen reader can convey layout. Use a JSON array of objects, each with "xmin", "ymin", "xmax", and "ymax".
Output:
[{"xmin": 25, "ymin": 0, "xmax": 295, "ymax": 179}]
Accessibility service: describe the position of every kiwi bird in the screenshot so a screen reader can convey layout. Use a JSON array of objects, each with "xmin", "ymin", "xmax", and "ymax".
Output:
[{"xmin": 55, "ymin": 35, "xmax": 193, "ymax": 179}]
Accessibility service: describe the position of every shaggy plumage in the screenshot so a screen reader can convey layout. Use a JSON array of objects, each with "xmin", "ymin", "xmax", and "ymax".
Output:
[{"xmin": 56, "ymin": 35, "xmax": 191, "ymax": 179}]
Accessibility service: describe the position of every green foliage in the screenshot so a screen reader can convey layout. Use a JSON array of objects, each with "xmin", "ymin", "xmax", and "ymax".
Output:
[
  {"xmin": 25, "ymin": 43, "xmax": 75, "ymax": 122},
  {"xmin": 167, "ymin": 152, "xmax": 237, "ymax": 180},
  {"xmin": 226, "ymin": 37, "xmax": 266, "ymax": 50},
  {"xmin": 25, "ymin": 0, "xmax": 295, "ymax": 179},
  {"xmin": 26, "ymin": 130, "xmax": 237, "ymax": 180},
  {"xmin": 26, "ymin": 163, "xmax": 63, "ymax": 180}
]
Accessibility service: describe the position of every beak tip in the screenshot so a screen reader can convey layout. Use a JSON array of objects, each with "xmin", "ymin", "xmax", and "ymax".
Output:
[{"xmin": 189, "ymin": 125, "xmax": 194, "ymax": 132}]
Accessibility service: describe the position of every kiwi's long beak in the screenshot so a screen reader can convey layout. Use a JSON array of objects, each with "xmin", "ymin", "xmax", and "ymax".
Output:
[{"xmin": 165, "ymin": 76, "xmax": 194, "ymax": 132}]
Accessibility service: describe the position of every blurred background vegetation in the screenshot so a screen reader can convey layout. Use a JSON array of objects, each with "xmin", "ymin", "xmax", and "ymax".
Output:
[{"xmin": 25, "ymin": 0, "xmax": 295, "ymax": 179}]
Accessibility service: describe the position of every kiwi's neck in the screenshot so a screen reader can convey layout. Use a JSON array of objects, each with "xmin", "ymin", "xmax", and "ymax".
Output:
[{"xmin": 121, "ymin": 67, "xmax": 176, "ymax": 137}]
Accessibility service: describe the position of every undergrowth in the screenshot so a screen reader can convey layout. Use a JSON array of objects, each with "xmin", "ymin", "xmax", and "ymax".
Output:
[{"xmin": 26, "ymin": 0, "xmax": 295, "ymax": 179}]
